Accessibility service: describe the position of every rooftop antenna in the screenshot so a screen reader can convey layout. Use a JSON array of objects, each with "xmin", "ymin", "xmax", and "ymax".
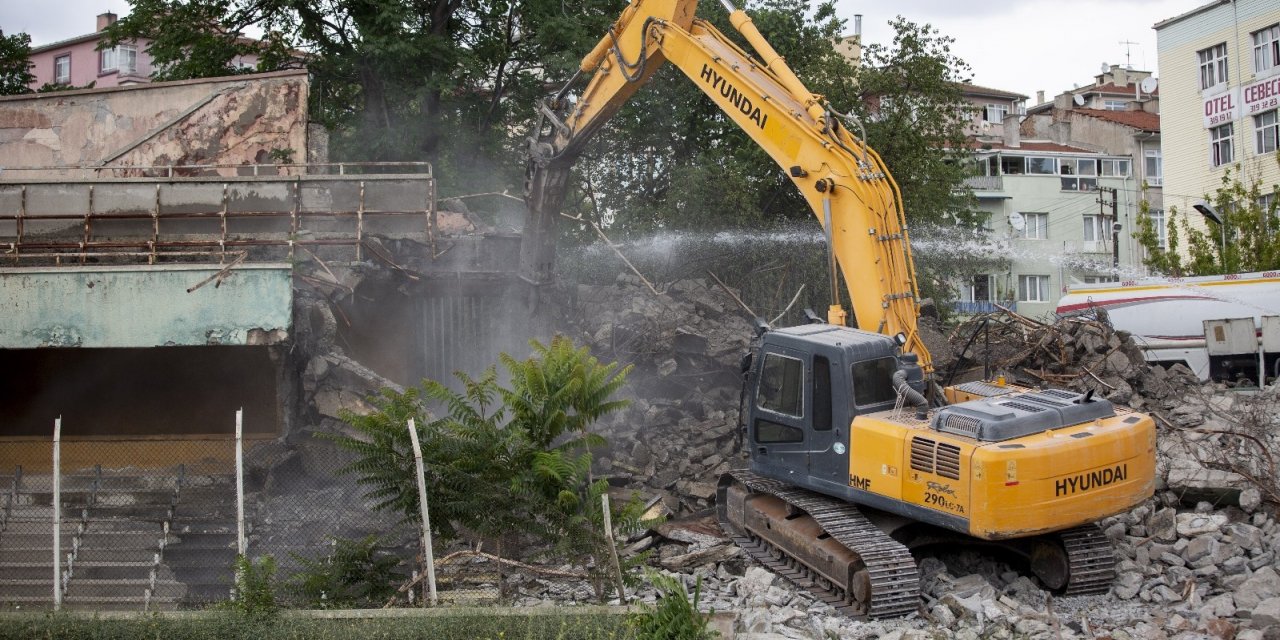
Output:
[{"xmin": 1119, "ymin": 40, "xmax": 1139, "ymax": 70}]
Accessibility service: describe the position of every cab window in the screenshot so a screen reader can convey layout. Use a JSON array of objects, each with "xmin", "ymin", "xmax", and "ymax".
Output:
[
  {"xmin": 757, "ymin": 352, "xmax": 803, "ymax": 417},
  {"xmin": 852, "ymin": 357, "xmax": 898, "ymax": 406}
]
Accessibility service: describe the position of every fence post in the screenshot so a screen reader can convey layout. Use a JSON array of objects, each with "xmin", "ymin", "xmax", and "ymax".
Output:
[
  {"xmin": 52, "ymin": 416, "xmax": 62, "ymax": 610},
  {"xmin": 406, "ymin": 418, "xmax": 438, "ymax": 606},
  {"xmin": 236, "ymin": 408, "xmax": 246, "ymax": 556},
  {"xmin": 601, "ymin": 493, "xmax": 626, "ymax": 603}
]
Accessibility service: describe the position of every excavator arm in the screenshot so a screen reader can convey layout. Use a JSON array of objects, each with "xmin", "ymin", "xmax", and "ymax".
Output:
[{"xmin": 521, "ymin": 0, "xmax": 932, "ymax": 371}]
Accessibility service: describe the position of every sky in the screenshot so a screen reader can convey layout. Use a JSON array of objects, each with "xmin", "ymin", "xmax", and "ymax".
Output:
[{"xmin": 2, "ymin": 0, "xmax": 1212, "ymax": 105}]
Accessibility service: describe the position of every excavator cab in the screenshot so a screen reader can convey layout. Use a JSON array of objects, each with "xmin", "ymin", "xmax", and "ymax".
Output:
[{"xmin": 743, "ymin": 325, "xmax": 923, "ymax": 497}]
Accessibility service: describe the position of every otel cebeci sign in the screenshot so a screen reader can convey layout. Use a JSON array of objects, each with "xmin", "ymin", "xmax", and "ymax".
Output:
[{"xmin": 1203, "ymin": 75, "xmax": 1280, "ymax": 128}]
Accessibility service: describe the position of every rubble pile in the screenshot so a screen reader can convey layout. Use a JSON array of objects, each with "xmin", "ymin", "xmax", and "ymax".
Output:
[
  {"xmin": 582, "ymin": 301, "xmax": 1280, "ymax": 638},
  {"xmin": 564, "ymin": 274, "xmax": 755, "ymax": 515},
  {"xmin": 945, "ymin": 308, "xmax": 1203, "ymax": 414}
]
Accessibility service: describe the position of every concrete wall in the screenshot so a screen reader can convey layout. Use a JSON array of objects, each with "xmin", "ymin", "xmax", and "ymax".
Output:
[
  {"xmin": 0, "ymin": 70, "xmax": 309, "ymax": 172},
  {"xmin": 0, "ymin": 264, "xmax": 291, "ymax": 348}
]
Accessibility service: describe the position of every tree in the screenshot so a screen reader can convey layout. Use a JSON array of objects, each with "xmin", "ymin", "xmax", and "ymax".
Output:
[
  {"xmin": 0, "ymin": 31, "xmax": 35, "ymax": 95},
  {"xmin": 1136, "ymin": 167, "xmax": 1280, "ymax": 276},
  {"xmin": 103, "ymin": 0, "xmax": 619, "ymax": 199},
  {"xmin": 851, "ymin": 17, "xmax": 978, "ymax": 227}
]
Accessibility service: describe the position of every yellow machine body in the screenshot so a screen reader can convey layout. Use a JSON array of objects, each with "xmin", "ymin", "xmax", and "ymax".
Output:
[{"xmin": 849, "ymin": 403, "xmax": 1156, "ymax": 540}]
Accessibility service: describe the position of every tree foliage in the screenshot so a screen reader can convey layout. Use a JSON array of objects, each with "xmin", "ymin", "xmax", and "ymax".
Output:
[
  {"xmin": 1136, "ymin": 167, "xmax": 1280, "ymax": 276},
  {"xmin": 0, "ymin": 31, "xmax": 35, "ymax": 95},
  {"xmin": 330, "ymin": 336, "xmax": 651, "ymax": 600},
  {"xmin": 852, "ymin": 17, "xmax": 977, "ymax": 226}
]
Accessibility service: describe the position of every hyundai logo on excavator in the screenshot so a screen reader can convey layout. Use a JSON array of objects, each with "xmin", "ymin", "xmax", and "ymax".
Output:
[{"xmin": 699, "ymin": 64, "xmax": 769, "ymax": 130}]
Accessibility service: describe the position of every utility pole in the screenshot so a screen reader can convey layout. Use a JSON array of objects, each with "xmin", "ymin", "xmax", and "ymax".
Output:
[{"xmin": 1097, "ymin": 186, "xmax": 1120, "ymax": 269}]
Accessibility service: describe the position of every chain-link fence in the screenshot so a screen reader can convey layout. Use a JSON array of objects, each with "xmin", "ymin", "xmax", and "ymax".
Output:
[{"xmin": 0, "ymin": 419, "xmax": 611, "ymax": 612}]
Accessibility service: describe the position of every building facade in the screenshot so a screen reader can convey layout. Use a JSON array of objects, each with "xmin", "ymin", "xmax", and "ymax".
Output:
[
  {"xmin": 1023, "ymin": 65, "xmax": 1164, "ymax": 270},
  {"xmin": 963, "ymin": 137, "xmax": 1138, "ymax": 319},
  {"xmin": 27, "ymin": 12, "xmax": 258, "ymax": 90},
  {"xmin": 1155, "ymin": 0, "xmax": 1280, "ymax": 242}
]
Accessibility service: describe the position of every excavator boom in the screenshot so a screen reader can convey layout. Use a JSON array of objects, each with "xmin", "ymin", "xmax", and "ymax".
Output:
[{"xmin": 521, "ymin": 0, "xmax": 931, "ymax": 371}]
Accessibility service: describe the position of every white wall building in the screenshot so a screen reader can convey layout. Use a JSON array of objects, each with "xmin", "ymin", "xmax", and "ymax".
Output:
[{"xmin": 1155, "ymin": 0, "xmax": 1280, "ymax": 242}]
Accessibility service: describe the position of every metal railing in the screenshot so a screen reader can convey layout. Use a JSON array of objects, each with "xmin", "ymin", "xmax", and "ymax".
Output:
[
  {"xmin": 950, "ymin": 300, "xmax": 1016, "ymax": 315},
  {"xmin": 0, "ymin": 162, "xmax": 434, "ymax": 180},
  {"xmin": 964, "ymin": 175, "xmax": 1004, "ymax": 191},
  {"xmin": 0, "ymin": 163, "xmax": 438, "ymax": 265}
]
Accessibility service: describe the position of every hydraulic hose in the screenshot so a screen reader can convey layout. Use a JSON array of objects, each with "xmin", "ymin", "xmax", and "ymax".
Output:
[{"xmin": 893, "ymin": 369, "xmax": 929, "ymax": 420}]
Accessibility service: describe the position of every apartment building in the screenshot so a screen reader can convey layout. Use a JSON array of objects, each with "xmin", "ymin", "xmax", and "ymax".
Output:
[
  {"xmin": 1154, "ymin": 0, "xmax": 1280, "ymax": 238},
  {"xmin": 27, "ymin": 12, "xmax": 259, "ymax": 90},
  {"xmin": 1024, "ymin": 65, "xmax": 1164, "ymax": 268},
  {"xmin": 958, "ymin": 83, "xmax": 1028, "ymax": 137},
  {"xmin": 963, "ymin": 133, "xmax": 1137, "ymax": 319}
]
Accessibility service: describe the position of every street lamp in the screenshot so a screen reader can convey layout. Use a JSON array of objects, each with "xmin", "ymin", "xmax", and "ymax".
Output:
[{"xmin": 1193, "ymin": 200, "xmax": 1227, "ymax": 266}]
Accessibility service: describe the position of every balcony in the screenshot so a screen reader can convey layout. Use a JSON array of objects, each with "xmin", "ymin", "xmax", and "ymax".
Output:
[
  {"xmin": 964, "ymin": 175, "xmax": 1004, "ymax": 191},
  {"xmin": 950, "ymin": 300, "xmax": 1016, "ymax": 315}
]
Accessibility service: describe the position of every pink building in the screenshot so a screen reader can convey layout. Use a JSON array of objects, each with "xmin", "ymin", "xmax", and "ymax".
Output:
[
  {"xmin": 28, "ymin": 13, "xmax": 258, "ymax": 90},
  {"xmin": 29, "ymin": 13, "xmax": 152, "ymax": 89}
]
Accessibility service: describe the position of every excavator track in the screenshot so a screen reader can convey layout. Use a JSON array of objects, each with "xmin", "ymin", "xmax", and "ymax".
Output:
[
  {"xmin": 717, "ymin": 470, "xmax": 920, "ymax": 619},
  {"xmin": 718, "ymin": 471, "xmax": 1118, "ymax": 618},
  {"xmin": 1057, "ymin": 524, "xmax": 1117, "ymax": 596}
]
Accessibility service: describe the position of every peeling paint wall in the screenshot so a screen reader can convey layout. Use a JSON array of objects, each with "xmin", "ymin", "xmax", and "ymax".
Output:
[
  {"xmin": 0, "ymin": 264, "xmax": 292, "ymax": 349},
  {"xmin": 0, "ymin": 70, "xmax": 310, "ymax": 173}
]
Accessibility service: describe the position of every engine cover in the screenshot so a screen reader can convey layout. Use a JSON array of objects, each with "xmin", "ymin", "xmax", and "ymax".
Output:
[{"xmin": 930, "ymin": 388, "xmax": 1116, "ymax": 442}]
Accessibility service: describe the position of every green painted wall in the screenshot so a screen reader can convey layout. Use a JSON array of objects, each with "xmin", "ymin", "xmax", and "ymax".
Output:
[{"xmin": 0, "ymin": 264, "xmax": 292, "ymax": 348}]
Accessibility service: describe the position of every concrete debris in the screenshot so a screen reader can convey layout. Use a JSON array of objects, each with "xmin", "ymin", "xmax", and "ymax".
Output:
[{"xmin": 572, "ymin": 295, "xmax": 1280, "ymax": 639}]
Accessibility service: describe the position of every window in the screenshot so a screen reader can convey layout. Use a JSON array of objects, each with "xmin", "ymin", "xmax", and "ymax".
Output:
[
  {"xmin": 851, "ymin": 358, "xmax": 897, "ymax": 406},
  {"xmin": 100, "ymin": 46, "xmax": 116, "ymax": 72},
  {"xmin": 1000, "ymin": 156, "xmax": 1025, "ymax": 175},
  {"xmin": 984, "ymin": 103, "xmax": 1009, "ymax": 123},
  {"xmin": 1149, "ymin": 209, "xmax": 1168, "ymax": 250},
  {"xmin": 812, "ymin": 355, "xmax": 831, "ymax": 431},
  {"xmin": 1083, "ymin": 214, "xmax": 1108, "ymax": 242},
  {"xmin": 1198, "ymin": 43, "xmax": 1229, "ymax": 91},
  {"xmin": 1254, "ymin": 24, "xmax": 1280, "ymax": 74},
  {"xmin": 1083, "ymin": 275, "xmax": 1119, "ymax": 284},
  {"xmin": 757, "ymin": 353, "xmax": 803, "ymax": 417},
  {"xmin": 1103, "ymin": 100, "xmax": 1128, "ymax": 111},
  {"xmin": 1144, "ymin": 150, "xmax": 1162, "ymax": 186},
  {"xmin": 1020, "ymin": 212, "xmax": 1048, "ymax": 239},
  {"xmin": 1018, "ymin": 275, "xmax": 1050, "ymax": 303},
  {"xmin": 1025, "ymin": 157, "xmax": 1056, "ymax": 175},
  {"xmin": 117, "ymin": 45, "xmax": 137, "ymax": 74},
  {"xmin": 756, "ymin": 418, "xmax": 803, "ymax": 443},
  {"xmin": 1256, "ymin": 110, "xmax": 1279, "ymax": 154},
  {"xmin": 1061, "ymin": 158, "xmax": 1098, "ymax": 191},
  {"xmin": 54, "ymin": 54, "xmax": 70, "ymax": 84},
  {"xmin": 971, "ymin": 275, "xmax": 993, "ymax": 302},
  {"xmin": 1211, "ymin": 123, "xmax": 1234, "ymax": 167},
  {"xmin": 1101, "ymin": 159, "xmax": 1131, "ymax": 177}
]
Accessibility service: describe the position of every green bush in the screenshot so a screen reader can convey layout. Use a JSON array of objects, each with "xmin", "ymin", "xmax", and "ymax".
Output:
[
  {"xmin": 290, "ymin": 535, "xmax": 406, "ymax": 608},
  {"xmin": 626, "ymin": 572, "xmax": 718, "ymax": 640},
  {"xmin": 225, "ymin": 554, "xmax": 279, "ymax": 619}
]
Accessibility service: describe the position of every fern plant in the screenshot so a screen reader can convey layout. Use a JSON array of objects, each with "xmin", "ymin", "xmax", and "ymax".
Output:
[{"xmin": 627, "ymin": 571, "xmax": 718, "ymax": 640}]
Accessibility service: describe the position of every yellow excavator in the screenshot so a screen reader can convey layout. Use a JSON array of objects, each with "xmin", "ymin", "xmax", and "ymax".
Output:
[{"xmin": 521, "ymin": 0, "xmax": 1156, "ymax": 618}]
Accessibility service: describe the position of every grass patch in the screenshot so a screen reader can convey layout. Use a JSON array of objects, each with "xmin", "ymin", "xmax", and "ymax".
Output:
[{"xmin": 0, "ymin": 610, "xmax": 633, "ymax": 640}]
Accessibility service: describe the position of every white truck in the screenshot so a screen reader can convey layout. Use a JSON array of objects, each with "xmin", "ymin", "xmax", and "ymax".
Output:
[{"xmin": 1056, "ymin": 271, "xmax": 1280, "ymax": 382}]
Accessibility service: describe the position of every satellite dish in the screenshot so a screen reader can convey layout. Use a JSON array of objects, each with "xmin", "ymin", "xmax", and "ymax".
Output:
[
  {"xmin": 1140, "ymin": 77, "xmax": 1158, "ymax": 93},
  {"xmin": 1101, "ymin": 62, "xmax": 1110, "ymax": 73},
  {"xmin": 1073, "ymin": 94, "xmax": 1086, "ymax": 107},
  {"xmin": 1009, "ymin": 211, "xmax": 1026, "ymax": 231}
]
